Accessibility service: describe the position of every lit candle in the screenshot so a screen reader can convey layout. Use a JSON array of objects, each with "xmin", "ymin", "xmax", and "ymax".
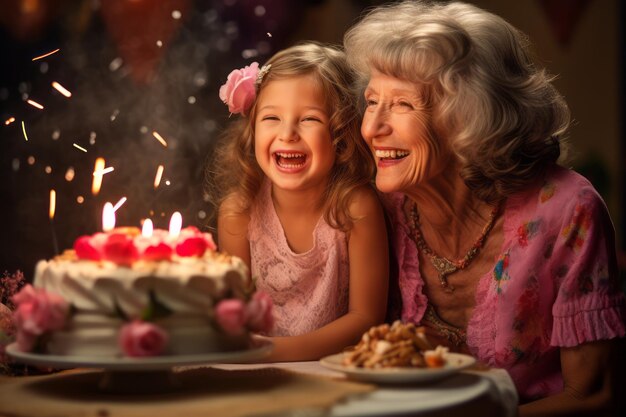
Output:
[
  {"xmin": 49, "ymin": 189, "xmax": 59, "ymax": 255},
  {"xmin": 169, "ymin": 212, "xmax": 182, "ymax": 237},
  {"xmin": 102, "ymin": 202, "xmax": 115, "ymax": 232},
  {"xmin": 142, "ymin": 219, "xmax": 154, "ymax": 238}
]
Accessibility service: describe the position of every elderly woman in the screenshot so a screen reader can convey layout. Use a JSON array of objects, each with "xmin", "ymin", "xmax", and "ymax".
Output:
[{"xmin": 344, "ymin": 1, "xmax": 625, "ymax": 415}]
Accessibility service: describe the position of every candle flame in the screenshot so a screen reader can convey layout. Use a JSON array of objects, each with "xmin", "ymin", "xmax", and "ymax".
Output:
[
  {"xmin": 154, "ymin": 165, "xmax": 164, "ymax": 188},
  {"xmin": 92, "ymin": 157, "xmax": 105, "ymax": 195},
  {"xmin": 26, "ymin": 99, "xmax": 44, "ymax": 110},
  {"xmin": 102, "ymin": 202, "xmax": 115, "ymax": 232},
  {"xmin": 5, "ymin": 117, "xmax": 15, "ymax": 125},
  {"xmin": 113, "ymin": 197, "xmax": 127, "ymax": 212},
  {"xmin": 169, "ymin": 212, "xmax": 182, "ymax": 237},
  {"xmin": 142, "ymin": 219, "xmax": 154, "ymax": 237},
  {"xmin": 152, "ymin": 131, "xmax": 168, "ymax": 147},
  {"xmin": 52, "ymin": 81, "xmax": 72, "ymax": 98},
  {"xmin": 32, "ymin": 48, "xmax": 60, "ymax": 61},
  {"xmin": 49, "ymin": 189, "xmax": 56, "ymax": 220}
]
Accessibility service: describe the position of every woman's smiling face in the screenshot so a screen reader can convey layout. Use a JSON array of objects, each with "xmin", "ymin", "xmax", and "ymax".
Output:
[{"xmin": 360, "ymin": 71, "xmax": 451, "ymax": 193}]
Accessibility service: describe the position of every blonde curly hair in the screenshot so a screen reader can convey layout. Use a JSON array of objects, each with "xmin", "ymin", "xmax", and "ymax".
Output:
[
  {"xmin": 206, "ymin": 42, "xmax": 375, "ymax": 230},
  {"xmin": 344, "ymin": 1, "xmax": 570, "ymax": 202}
]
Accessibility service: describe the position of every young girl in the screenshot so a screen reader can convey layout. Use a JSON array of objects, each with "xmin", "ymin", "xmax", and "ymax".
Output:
[{"xmin": 209, "ymin": 42, "xmax": 389, "ymax": 361}]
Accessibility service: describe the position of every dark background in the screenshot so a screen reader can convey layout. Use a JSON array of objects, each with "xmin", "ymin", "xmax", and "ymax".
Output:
[{"xmin": 0, "ymin": 0, "xmax": 624, "ymax": 287}]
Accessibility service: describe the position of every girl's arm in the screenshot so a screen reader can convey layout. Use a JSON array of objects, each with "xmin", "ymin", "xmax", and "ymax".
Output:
[
  {"xmin": 217, "ymin": 194, "xmax": 251, "ymax": 268},
  {"xmin": 519, "ymin": 338, "xmax": 624, "ymax": 416},
  {"xmin": 265, "ymin": 186, "xmax": 389, "ymax": 362}
]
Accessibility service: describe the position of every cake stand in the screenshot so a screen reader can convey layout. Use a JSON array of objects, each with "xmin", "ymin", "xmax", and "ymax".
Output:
[{"xmin": 6, "ymin": 341, "xmax": 273, "ymax": 394}]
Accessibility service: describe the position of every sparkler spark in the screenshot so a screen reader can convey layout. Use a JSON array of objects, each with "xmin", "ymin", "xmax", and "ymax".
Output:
[
  {"xmin": 27, "ymin": 99, "xmax": 44, "ymax": 110},
  {"xmin": 52, "ymin": 82, "xmax": 72, "ymax": 98},
  {"xmin": 152, "ymin": 131, "xmax": 168, "ymax": 147},
  {"xmin": 93, "ymin": 167, "xmax": 114, "ymax": 176},
  {"xmin": 92, "ymin": 158, "xmax": 105, "ymax": 195},
  {"xmin": 73, "ymin": 143, "xmax": 88, "ymax": 152},
  {"xmin": 154, "ymin": 165, "xmax": 164, "ymax": 188},
  {"xmin": 49, "ymin": 189, "xmax": 56, "ymax": 219},
  {"xmin": 21, "ymin": 121, "xmax": 28, "ymax": 141},
  {"xmin": 4, "ymin": 117, "xmax": 15, "ymax": 125},
  {"xmin": 32, "ymin": 48, "xmax": 60, "ymax": 61},
  {"xmin": 113, "ymin": 197, "xmax": 127, "ymax": 212}
]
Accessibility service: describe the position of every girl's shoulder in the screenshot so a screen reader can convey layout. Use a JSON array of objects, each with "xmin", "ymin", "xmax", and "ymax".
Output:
[{"xmin": 347, "ymin": 184, "xmax": 385, "ymax": 218}]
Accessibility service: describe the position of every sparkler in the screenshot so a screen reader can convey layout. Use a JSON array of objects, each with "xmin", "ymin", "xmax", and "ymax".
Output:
[
  {"xmin": 93, "ymin": 167, "xmax": 114, "ymax": 176},
  {"xmin": 21, "ymin": 121, "xmax": 28, "ymax": 141},
  {"xmin": 32, "ymin": 48, "xmax": 60, "ymax": 61},
  {"xmin": 113, "ymin": 197, "xmax": 127, "ymax": 212},
  {"xmin": 92, "ymin": 157, "xmax": 105, "ymax": 195},
  {"xmin": 152, "ymin": 131, "xmax": 168, "ymax": 147},
  {"xmin": 4, "ymin": 117, "xmax": 15, "ymax": 125},
  {"xmin": 51, "ymin": 82, "xmax": 72, "ymax": 98},
  {"xmin": 154, "ymin": 165, "xmax": 164, "ymax": 188},
  {"xmin": 73, "ymin": 143, "xmax": 87, "ymax": 152},
  {"xmin": 49, "ymin": 189, "xmax": 59, "ymax": 255},
  {"xmin": 26, "ymin": 99, "xmax": 44, "ymax": 110}
]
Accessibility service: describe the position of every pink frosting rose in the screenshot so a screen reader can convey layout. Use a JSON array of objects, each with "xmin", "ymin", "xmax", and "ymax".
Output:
[
  {"xmin": 103, "ymin": 233, "xmax": 139, "ymax": 265},
  {"xmin": 74, "ymin": 235, "xmax": 101, "ymax": 260},
  {"xmin": 215, "ymin": 299, "xmax": 247, "ymax": 336},
  {"xmin": 142, "ymin": 242, "xmax": 173, "ymax": 261},
  {"xmin": 119, "ymin": 320, "xmax": 168, "ymax": 357},
  {"xmin": 219, "ymin": 62, "xmax": 259, "ymax": 115},
  {"xmin": 246, "ymin": 291, "xmax": 274, "ymax": 333}
]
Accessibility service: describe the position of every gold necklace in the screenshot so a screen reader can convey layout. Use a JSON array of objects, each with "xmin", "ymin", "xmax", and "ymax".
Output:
[{"xmin": 408, "ymin": 200, "xmax": 501, "ymax": 293}]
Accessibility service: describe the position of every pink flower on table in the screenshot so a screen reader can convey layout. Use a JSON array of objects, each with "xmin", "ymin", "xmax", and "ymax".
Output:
[
  {"xmin": 11, "ymin": 285, "xmax": 69, "ymax": 352},
  {"xmin": 119, "ymin": 320, "xmax": 168, "ymax": 357},
  {"xmin": 12, "ymin": 285, "xmax": 69, "ymax": 335},
  {"xmin": 103, "ymin": 233, "xmax": 139, "ymax": 265},
  {"xmin": 246, "ymin": 291, "xmax": 274, "ymax": 333},
  {"xmin": 219, "ymin": 62, "xmax": 259, "ymax": 116},
  {"xmin": 215, "ymin": 299, "xmax": 247, "ymax": 336}
]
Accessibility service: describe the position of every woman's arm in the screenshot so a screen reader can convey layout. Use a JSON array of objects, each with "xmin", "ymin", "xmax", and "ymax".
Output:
[
  {"xmin": 217, "ymin": 194, "xmax": 251, "ymax": 268},
  {"xmin": 519, "ymin": 338, "xmax": 624, "ymax": 417},
  {"xmin": 265, "ymin": 187, "xmax": 389, "ymax": 361}
]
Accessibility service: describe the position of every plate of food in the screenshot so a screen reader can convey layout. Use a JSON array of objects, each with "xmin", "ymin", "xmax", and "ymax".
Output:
[{"xmin": 320, "ymin": 321, "xmax": 476, "ymax": 384}]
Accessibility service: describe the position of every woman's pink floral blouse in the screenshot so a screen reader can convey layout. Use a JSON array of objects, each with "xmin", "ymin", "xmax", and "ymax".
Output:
[{"xmin": 384, "ymin": 165, "xmax": 626, "ymax": 401}]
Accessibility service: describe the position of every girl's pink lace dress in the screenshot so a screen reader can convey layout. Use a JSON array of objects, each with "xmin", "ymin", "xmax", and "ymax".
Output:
[
  {"xmin": 248, "ymin": 180, "xmax": 350, "ymax": 337},
  {"xmin": 385, "ymin": 165, "xmax": 626, "ymax": 401}
]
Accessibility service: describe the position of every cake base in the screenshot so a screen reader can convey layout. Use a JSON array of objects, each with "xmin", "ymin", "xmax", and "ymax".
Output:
[{"xmin": 46, "ymin": 313, "xmax": 250, "ymax": 357}]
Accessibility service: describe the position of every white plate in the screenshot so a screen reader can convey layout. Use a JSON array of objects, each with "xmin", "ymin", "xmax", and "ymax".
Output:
[
  {"xmin": 5, "ymin": 341, "xmax": 273, "ymax": 371},
  {"xmin": 320, "ymin": 352, "xmax": 476, "ymax": 384}
]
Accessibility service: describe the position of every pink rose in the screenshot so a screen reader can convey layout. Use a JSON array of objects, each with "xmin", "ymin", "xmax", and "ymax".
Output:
[
  {"xmin": 74, "ymin": 235, "xmax": 101, "ymax": 260},
  {"xmin": 119, "ymin": 320, "xmax": 168, "ymax": 357},
  {"xmin": 176, "ymin": 236, "xmax": 208, "ymax": 257},
  {"xmin": 103, "ymin": 233, "xmax": 139, "ymax": 265},
  {"xmin": 142, "ymin": 243, "xmax": 173, "ymax": 261},
  {"xmin": 246, "ymin": 291, "xmax": 274, "ymax": 333},
  {"xmin": 15, "ymin": 329, "xmax": 37, "ymax": 352},
  {"xmin": 215, "ymin": 299, "xmax": 247, "ymax": 336},
  {"xmin": 219, "ymin": 62, "xmax": 259, "ymax": 115},
  {"xmin": 12, "ymin": 285, "xmax": 69, "ymax": 336}
]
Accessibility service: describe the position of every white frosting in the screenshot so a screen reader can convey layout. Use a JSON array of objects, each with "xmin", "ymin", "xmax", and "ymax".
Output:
[{"xmin": 34, "ymin": 250, "xmax": 251, "ymax": 356}]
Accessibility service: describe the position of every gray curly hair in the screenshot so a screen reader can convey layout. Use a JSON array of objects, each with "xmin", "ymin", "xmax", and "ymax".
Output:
[{"xmin": 344, "ymin": 1, "xmax": 570, "ymax": 202}]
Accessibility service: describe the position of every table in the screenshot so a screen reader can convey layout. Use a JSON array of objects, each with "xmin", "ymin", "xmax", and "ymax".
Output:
[{"xmin": 0, "ymin": 361, "xmax": 518, "ymax": 417}]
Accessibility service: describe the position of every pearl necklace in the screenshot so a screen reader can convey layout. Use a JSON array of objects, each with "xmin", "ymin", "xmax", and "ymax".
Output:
[{"xmin": 408, "ymin": 200, "xmax": 501, "ymax": 293}]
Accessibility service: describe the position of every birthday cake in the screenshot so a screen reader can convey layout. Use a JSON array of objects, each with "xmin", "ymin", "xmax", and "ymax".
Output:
[{"xmin": 12, "ymin": 226, "xmax": 273, "ymax": 358}]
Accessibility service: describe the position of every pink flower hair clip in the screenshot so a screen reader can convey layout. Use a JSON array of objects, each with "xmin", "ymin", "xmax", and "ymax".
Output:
[{"xmin": 219, "ymin": 62, "xmax": 271, "ymax": 116}]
